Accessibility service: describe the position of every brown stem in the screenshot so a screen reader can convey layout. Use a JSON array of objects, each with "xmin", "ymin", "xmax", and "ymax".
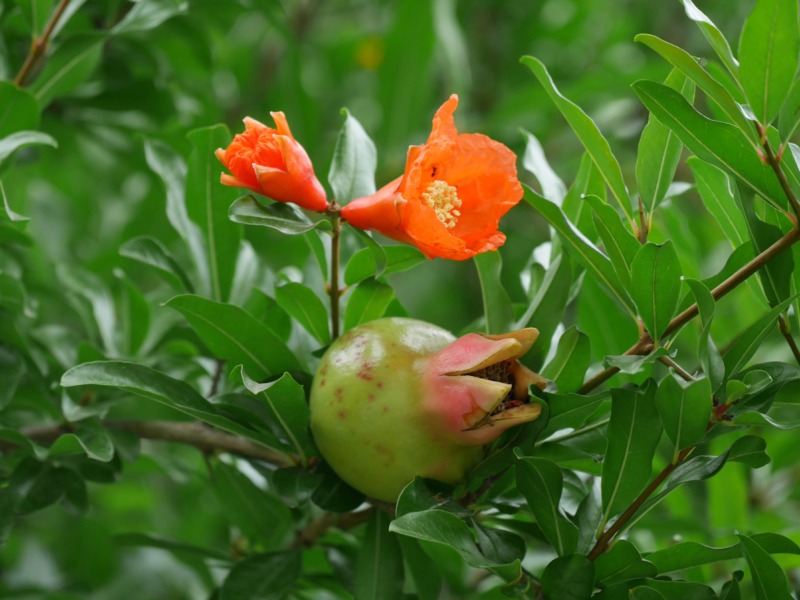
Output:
[
  {"xmin": 658, "ymin": 355, "xmax": 695, "ymax": 381},
  {"xmin": 778, "ymin": 315, "xmax": 800, "ymax": 366},
  {"xmin": 14, "ymin": 0, "xmax": 72, "ymax": 87},
  {"xmin": 328, "ymin": 203, "xmax": 342, "ymax": 340},
  {"xmin": 291, "ymin": 508, "xmax": 373, "ymax": 548},
  {"xmin": 3, "ymin": 420, "xmax": 295, "ymax": 467},
  {"xmin": 579, "ymin": 333, "xmax": 653, "ymax": 394},
  {"xmin": 760, "ymin": 129, "xmax": 800, "ymax": 222}
]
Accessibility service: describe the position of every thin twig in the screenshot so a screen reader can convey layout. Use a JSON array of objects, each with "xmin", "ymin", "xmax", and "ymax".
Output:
[
  {"xmin": 328, "ymin": 203, "xmax": 342, "ymax": 340},
  {"xmin": 658, "ymin": 355, "xmax": 695, "ymax": 381},
  {"xmin": 778, "ymin": 315, "xmax": 800, "ymax": 366},
  {"xmin": 208, "ymin": 359, "xmax": 225, "ymax": 397},
  {"xmin": 291, "ymin": 509, "xmax": 373, "ymax": 548},
  {"xmin": 14, "ymin": 0, "xmax": 73, "ymax": 87},
  {"xmin": 759, "ymin": 127, "xmax": 800, "ymax": 222}
]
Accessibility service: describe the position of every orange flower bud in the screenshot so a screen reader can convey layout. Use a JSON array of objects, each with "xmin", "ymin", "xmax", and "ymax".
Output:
[
  {"xmin": 342, "ymin": 95, "xmax": 523, "ymax": 260},
  {"xmin": 216, "ymin": 113, "xmax": 328, "ymax": 213}
]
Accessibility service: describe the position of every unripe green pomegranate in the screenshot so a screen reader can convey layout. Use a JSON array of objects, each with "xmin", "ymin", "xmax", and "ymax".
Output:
[{"xmin": 310, "ymin": 318, "xmax": 545, "ymax": 502}]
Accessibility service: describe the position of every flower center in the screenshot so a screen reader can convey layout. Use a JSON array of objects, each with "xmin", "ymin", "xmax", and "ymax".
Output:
[{"xmin": 422, "ymin": 180, "xmax": 462, "ymax": 230}]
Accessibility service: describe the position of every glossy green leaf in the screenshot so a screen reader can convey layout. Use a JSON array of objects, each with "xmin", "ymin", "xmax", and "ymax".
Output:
[
  {"xmin": 679, "ymin": 0, "xmax": 740, "ymax": 77},
  {"xmin": 655, "ymin": 373, "xmax": 713, "ymax": 459},
  {"xmin": 228, "ymin": 195, "xmax": 329, "ymax": 234},
  {"xmin": 0, "ymin": 130, "xmax": 57, "ymax": 165},
  {"xmin": 586, "ymin": 194, "xmax": 639, "ymax": 289},
  {"xmin": 30, "ymin": 33, "xmax": 105, "ymax": 106},
  {"xmin": 186, "ymin": 125, "xmax": 241, "ymax": 303},
  {"xmin": 524, "ymin": 189, "xmax": 634, "ymax": 315},
  {"xmin": 516, "ymin": 456, "xmax": 579, "ymax": 555},
  {"xmin": 562, "ymin": 153, "xmax": 606, "ymax": 237},
  {"xmin": 739, "ymin": 534, "xmax": 793, "ymax": 600},
  {"xmin": 594, "ymin": 539, "xmax": 657, "ymax": 586},
  {"xmin": 354, "ymin": 510, "xmax": 405, "ymax": 600},
  {"xmin": 111, "ymin": 0, "xmax": 187, "ymax": 35},
  {"xmin": 630, "ymin": 241, "xmax": 682, "ymax": 342},
  {"xmin": 602, "ymin": 382, "xmax": 662, "ymax": 519},
  {"xmin": 522, "ymin": 56, "xmax": 633, "ymax": 222},
  {"xmin": 119, "ymin": 235, "xmax": 194, "ymax": 293},
  {"xmin": 166, "ymin": 294, "xmax": 302, "ymax": 378},
  {"xmin": 685, "ymin": 279, "xmax": 725, "ymax": 391},
  {"xmin": 687, "ymin": 158, "xmax": 748, "ymax": 248},
  {"xmin": 473, "ymin": 251, "xmax": 514, "ymax": 334},
  {"xmin": 636, "ymin": 69, "xmax": 695, "ymax": 217},
  {"xmin": 72, "ymin": 419, "xmax": 114, "ymax": 463},
  {"xmin": 329, "ymin": 109, "xmax": 377, "ymax": 205},
  {"xmin": 344, "ymin": 245, "xmax": 426, "ymax": 285},
  {"xmin": 632, "ymin": 80, "xmax": 787, "ymax": 211},
  {"xmin": 220, "ymin": 550, "xmax": 301, "ymax": 600},
  {"xmin": 344, "ymin": 278, "xmax": 395, "ymax": 331},
  {"xmin": 521, "ymin": 129, "xmax": 567, "ymax": 204},
  {"xmin": 541, "ymin": 326, "xmax": 591, "ymax": 393},
  {"xmin": 542, "ymin": 390, "xmax": 608, "ymax": 437},
  {"xmin": 58, "ymin": 266, "xmax": 117, "ymax": 354},
  {"xmin": 0, "ymin": 82, "xmax": 39, "ymax": 137},
  {"xmin": 738, "ymin": 0, "xmax": 799, "ymax": 125},
  {"xmin": 274, "ymin": 282, "xmax": 330, "ymax": 345},
  {"xmin": 1, "ymin": 180, "xmax": 29, "ymax": 223},
  {"xmin": 540, "ymin": 554, "xmax": 594, "ymax": 600},
  {"xmin": 631, "ymin": 580, "xmax": 717, "ymax": 600}
]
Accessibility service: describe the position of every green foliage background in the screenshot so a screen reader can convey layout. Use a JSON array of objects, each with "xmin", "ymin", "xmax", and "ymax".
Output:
[{"xmin": 3, "ymin": 0, "xmax": 800, "ymax": 598}]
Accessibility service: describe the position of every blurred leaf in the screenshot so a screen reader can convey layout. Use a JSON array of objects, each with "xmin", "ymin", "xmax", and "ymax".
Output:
[
  {"xmin": 220, "ymin": 550, "xmax": 301, "ymax": 600},
  {"xmin": 354, "ymin": 510, "xmax": 404, "ymax": 600},
  {"xmin": 1, "ymin": 180, "xmax": 29, "ymax": 222},
  {"xmin": 738, "ymin": 0, "xmax": 799, "ymax": 125},
  {"xmin": 685, "ymin": 279, "xmax": 725, "ymax": 391},
  {"xmin": 540, "ymin": 554, "xmax": 594, "ymax": 600},
  {"xmin": 0, "ymin": 348, "xmax": 25, "ymax": 409},
  {"xmin": 166, "ymin": 294, "xmax": 302, "ymax": 378},
  {"xmin": 59, "ymin": 266, "xmax": 117, "ymax": 354},
  {"xmin": 687, "ymin": 158, "xmax": 748, "ymax": 248},
  {"xmin": 30, "ymin": 33, "xmax": 105, "ymax": 106},
  {"xmin": 631, "ymin": 80, "xmax": 787, "ymax": 211},
  {"xmin": 516, "ymin": 455, "xmax": 578, "ymax": 555},
  {"xmin": 311, "ymin": 463, "xmax": 365, "ymax": 513},
  {"xmin": 119, "ymin": 276, "xmax": 150, "ymax": 357},
  {"xmin": 0, "ymin": 82, "xmax": 39, "ymax": 137},
  {"xmin": 186, "ymin": 125, "xmax": 241, "ymax": 303},
  {"xmin": 329, "ymin": 109, "xmax": 377, "ymax": 205},
  {"xmin": 228, "ymin": 195, "xmax": 329, "ymax": 234},
  {"xmin": 119, "ymin": 235, "xmax": 194, "ymax": 293},
  {"xmin": 398, "ymin": 537, "xmax": 442, "ymax": 600},
  {"xmin": 111, "ymin": 0, "xmax": 187, "ymax": 35},
  {"xmin": 344, "ymin": 245, "xmax": 425, "ymax": 285},
  {"xmin": 720, "ymin": 575, "xmax": 743, "ymax": 600},
  {"xmin": 636, "ymin": 69, "xmax": 694, "ymax": 218},
  {"xmin": 586, "ymin": 194, "xmax": 639, "ymax": 289},
  {"xmin": 541, "ymin": 326, "xmax": 591, "ymax": 393},
  {"xmin": 72, "ymin": 418, "xmax": 114, "ymax": 462},
  {"xmin": 602, "ymin": 381, "xmax": 661, "ymax": 519},
  {"xmin": 630, "ymin": 241, "xmax": 682, "ymax": 342},
  {"xmin": 655, "ymin": 374, "xmax": 712, "ymax": 459},
  {"xmin": 594, "ymin": 539, "xmax": 656, "ymax": 586},
  {"xmin": 115, "ymin": 532, "xmax": 229, "ymax": 561},
  {"xmin": 522, "ymin": 56, "xmax": 633, "ymax": 222},
  {"xmin": 738, "ymin": 534, "xmax": 793, "ymax": 600},
  {"xmin": 630, "ymin": 580, "xmax": 717, "ymax": 599},
  {"xmin": 274, "ymin": 282, "xmax": 330, "ymax": 345},
  {"xmin": 344, "ymin": 278, "xmax": 394, "ymax": 331},
  {"xmin": 521, "ymin": 129, "xmax": 566, "ymax": 204},
  {"xmin": 679, "ymin": 0, "xmax": 740, "ymax": 77},
  {"xmin": 473, "ymin": 251, "xmax": 514, "ymax": 334},
  {"xmin": 524, "ymin": 189, "xmax": 634, "ymax": 316},
  {"xmin": 0, "ymin": 130, "xmax": 57, "ymax": 165}
]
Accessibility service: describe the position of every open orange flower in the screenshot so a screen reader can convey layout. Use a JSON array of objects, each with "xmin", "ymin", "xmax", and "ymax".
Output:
[
  {"xmin": 216, "ymin": 113, "xmax": 328, "ymax": 213},
  {"xmin": 341, "ymin": 95, "xmax": 523, "ymax": 260}
]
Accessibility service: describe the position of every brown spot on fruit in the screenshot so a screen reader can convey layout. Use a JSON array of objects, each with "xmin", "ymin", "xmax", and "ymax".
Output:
[{"xmin": 337, "ymin": 410, "xmax": 347, "ymax": 420}]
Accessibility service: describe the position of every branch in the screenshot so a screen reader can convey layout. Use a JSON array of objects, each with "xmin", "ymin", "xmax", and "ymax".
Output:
[
  {"xmin": 778, "ymin": 315, "xmax": 800, "ymax": 366},
  {"xmin": 658, "ymin": 355, "xmax": 695, "ymax": 381},
  {"xmin": 4, "ymin": 420, "xmax": 295, "ymax": 467},
  {"xmin": 327, "ymin": 202, "xmax": 342, "ymax": 340},
  {"xmin": 14, "ymin": 0, "xmax": 73, "ymax": 87},
  {"xmin": 759, "ymin": 128, "xmax": 800, "ymax": 222}
]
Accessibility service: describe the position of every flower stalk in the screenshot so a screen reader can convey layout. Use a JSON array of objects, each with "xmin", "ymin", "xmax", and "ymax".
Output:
[
  {"xmin": 328, "ymin": 202, "xmax": 342, "ymax": 340},
  {"xmin": 14, "ymin": 0, "xmax": 72, "ymax": 87}
]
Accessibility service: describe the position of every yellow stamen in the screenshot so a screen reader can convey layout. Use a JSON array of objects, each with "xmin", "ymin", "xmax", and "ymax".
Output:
[{"xmin": 422, "ymin": 180, "xmax": 462, "ymax": 230}]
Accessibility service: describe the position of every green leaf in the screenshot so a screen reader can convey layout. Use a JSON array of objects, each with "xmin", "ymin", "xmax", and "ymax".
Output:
[
  {"xmin": 350, "ymin": 228, "xmax": 388, "ymax": 280},
  {"xmin": 521, "ymin": 129, "xmax": 567, "ymax": 204},
  {"xmin": 329, "ymin": 109, "xmax": 377, "ymax": 205},
  {"xmin": 739, "ymin": 0, "xmax": 799, "ymax": 125},
  {"xmin": 586, "ymin": 194, "xmax": 640, "ymax": 289},
  {"xmin": 72, "ymin": 419, "xmax": 114, "ymax": 463},
  {"xmin": 723, "ymin": 293, "xmax": 799, "ymax": 377},
  {"xmin": 213, "ymin": 461, "xmax": 292, "ymax": 549},
  {"xmin": 344, "ymin": 245, "xmax": 426, "ymax": 285},
  {"xmin": 119, "ymin": 275, "xmax": 150, "ymax": 357},
  {"xmin": 219, "ymin": 550, "xmax": 301, "ymax": 600},
  {"xmin": 0, "ymin": 82, "xmax": 39, "ymax": 138},
  {"xmin": 630, "ymin": 241, "xmax": 683, "ymax": 342},
  {"xmin": 30, "ymin": 33, "xmax": 105, "ymax": 106},
  {"xmin": 631, "ymin": 581, "xmax": 717, "ymax": 600},
  {"xmin": 115, "ymin": 532, "xmax": 229, "ymax": 561},
  {"xmin": 186, "ymin": 125, "xmax": 241, "ymax": 303},
  {"xmin": 522, "ymin": 56, "xmax": 633, "ymax": 222},
  {"xmin": 111, "ymin": 0, "xmax": 187, "ymax": 35},
  {"xmin": 635, "ymin": 34, "xmax": 755, "ymax": 143},
  {"xmin": 524, "ymin": 189, "xmax": 634, "ymax": 316},
  {"xmin": 541, "ymin": 326, "xmax": 591, "ymax": 394},
  {"xmin": 274, "ymin": 282, "xmax": 330, "ymax": 345},
  {"xmin": 594, "ymin": 539, "xmax": 657, "ymax": 586},
  {"xmin": 166, "ymin": 294, "xmax": 302, "ymax": 378},
  {"xmin": 679, "ymin": 0, "xmax": 740, "ymax": 77},
  {"xmin": 543, "ymin": 390, "xmax": 608, "ymax": 436},
  {"xmin": 636, "ymin": 68, "xmax": 695, "ymax": 218},
  {"xmin": 540, "ymin": 554, "xmax": 595, "ymax": 600},
  {"xmin": 1, "ymin": 180, "xmax": 29, "ymax": 223},
  {"xmin": 602, "ymin": 382, "xmax": 662, "ymax": 520},
  {"xmin": 344, "ymin": 279, "xmax": 395, "ymax": 331},
  {"xmin": 516, "ymin": 456, "xmax": 578, "ymax": 556},
  {"xmin": 119, "ymin": 235, "xmax": 194, "ymax": 293},
  {"xmin": 632, "ymin": 80, "xmax": 787, "ymax": 211},
  {"xmin": 0, "ymin": 130, "xmax": 57, "ymax": 165},
  {"xmin": 655, "ymin": 373, "xmax": 713, "ymax": 459},
  {"xmin": 685, "ymin": 279, "xmax": 725, "ymax": 391},
  {"xmin": 228, "ymin": 195, "xmax": 329, "ymax": 234},
  {"xmin": 398, "ymin": 538, "xmax": 442, "ymax": 600},
  {"xmin": 354, "ymin": 510, "xmax": 404, "ymax": 600},
  {"xmin": 739, "ymin": 534, "xmax": 793, "ymax": 600},
  {"xmin": 473, "ymin": 251, "xmax": 514, "ymax": 334},
  {"xmin": 687, "ymin": 158, "xmax": 748, "ymax": 248}
]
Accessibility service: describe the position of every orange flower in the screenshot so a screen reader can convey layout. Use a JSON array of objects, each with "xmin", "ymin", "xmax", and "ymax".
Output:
[
  {"xmin": 341, "ymin": 95, "xmax": 523, "ymax": 260},
  {"xmin": 216, "ymin": 113, "xmax": 328, "ymax": 213}
]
